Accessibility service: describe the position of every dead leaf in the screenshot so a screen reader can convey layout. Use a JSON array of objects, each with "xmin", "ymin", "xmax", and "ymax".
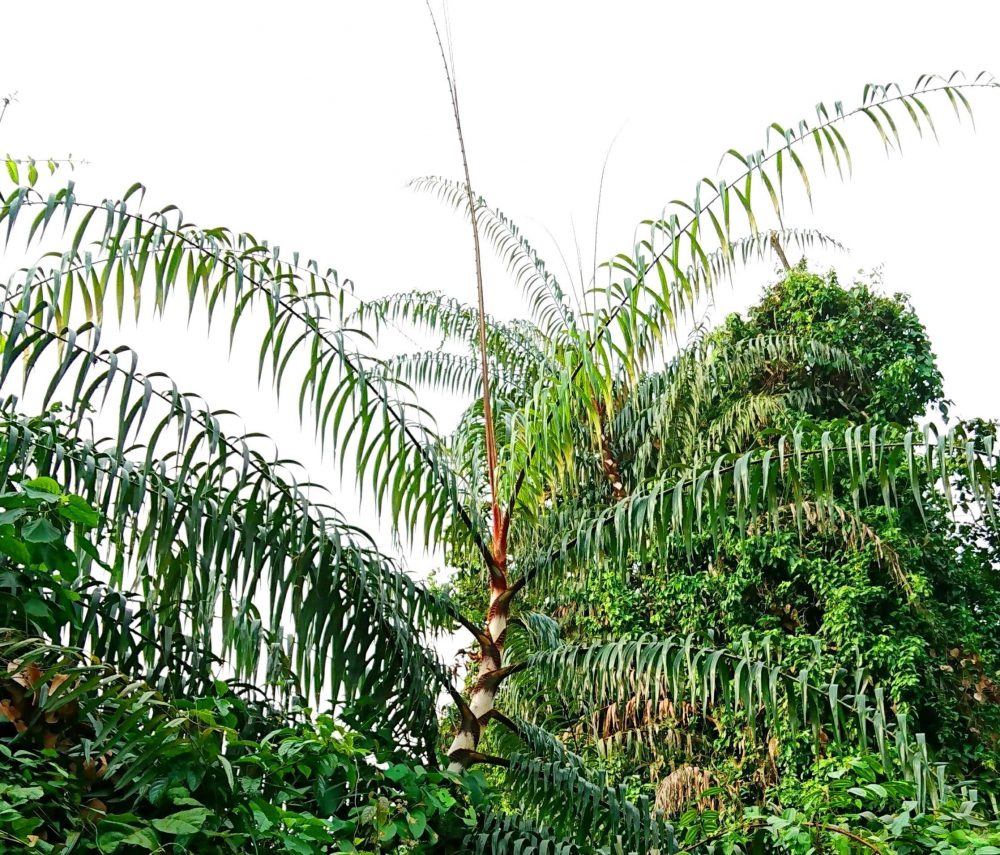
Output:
[{"xmin": 10, "ymin": 662, "xmax": 43, "ymax": 691}]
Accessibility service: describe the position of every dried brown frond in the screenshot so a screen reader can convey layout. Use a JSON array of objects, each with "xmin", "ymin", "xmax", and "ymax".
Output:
[{"xmin": 654, "ymin": 764, "xmax": 718, "ymax": 815}]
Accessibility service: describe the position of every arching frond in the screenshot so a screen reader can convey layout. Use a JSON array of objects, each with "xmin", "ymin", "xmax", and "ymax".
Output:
[
  {"xmin": 517, "ymin": 633, "xmax": 946, "ymax": 810},
  {"xmin": 465, "ymin": 809, "xmax": 582, "ymax": 855},
  {"xmin": 614, "ymin": 333, "xmax": 859, "ymax": 479},
  {"xmin": 0, "ymin": 302, "xmax": 459, "ymax": 750},
  {"xmin": 508, "ymin": 611, "xmax": 563, "ymax": 657},
  {"xmin": 502, "ymin": 754, "xmax": 674, "ymax": 853},
  {"xmin": 354, "ymin": 288, "xmax": 551, "ymax": 374},
  {"xmin": 0, "ymin": 186, "xmax": 484, "ymax": 559},
  {"xmin": 614, "ymin": 228, "xmax": 845, "ymax": 373},
  {"xmin": 596, "ymin": 74, "xmax": 995, "ymax": 357},
  {"xmin": 385, "ymin": 349, "xmax": 533, "ymax": 400},
  {"xmin": 497, "ymin": 243, "xmax": 850, "ymax": 524},
  {"xmin": 516, "ymin": 420, "xmax": 997, "ymax": 594},
  {"xmin": 411, "ymin": 175, "xmax": 577, "ymax": 336},
  {"xmin": 0, "ymin": 408, "xmax": 453, "ymax": 751},
  {"xmin": 0, "ymin": 633, "xmax": 238, "ymax": 792},
  {"xmin": 494, "ymin": 715, "xmax": 592, "ymax": 778},
  {"xmin": 502, "ymin": 74, "xmax": 997, "ymax": 515}
]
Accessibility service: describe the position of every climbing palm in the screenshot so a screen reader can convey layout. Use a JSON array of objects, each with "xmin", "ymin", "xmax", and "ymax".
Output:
[{"xmin": 1, "ymin": 61, "xmax": 998, "ymax": 852}]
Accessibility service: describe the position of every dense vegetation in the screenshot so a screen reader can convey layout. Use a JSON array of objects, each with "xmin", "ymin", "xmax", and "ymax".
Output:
[
  {"xmin": 452, "ymin": 268, "xmax": 1000, "ymax": 850},
  {"xmin": 0, "ymin": 474, "xmax": 485, "ymax": 851},
  {"xmin": 2, "ymin": 62, "xmax": 1000, "ymax": 852}
]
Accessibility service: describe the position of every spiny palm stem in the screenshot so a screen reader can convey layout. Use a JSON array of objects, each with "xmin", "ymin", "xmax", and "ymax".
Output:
[{"xmin": 769, "ymin": 230, "xmax": 792, "ymax": 271}]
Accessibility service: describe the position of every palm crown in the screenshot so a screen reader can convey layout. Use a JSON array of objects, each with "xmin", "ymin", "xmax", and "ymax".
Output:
[{"xmin": 1, "ymin": 68, "xmax": 999, "ymax": 853}]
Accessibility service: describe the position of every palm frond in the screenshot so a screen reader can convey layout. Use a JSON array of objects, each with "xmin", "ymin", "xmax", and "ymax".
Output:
[
  {"xmin": 498, "ymin": 240, "xmax": 848, "ymax": 520},
  {"xmin": 504, "ymin": 74, "xmax": 997, "ymax": 514},
  {"xmin": 385, "ymin": 349, "xmax": 533, "ymax": 400},
  {"xmin": 614, "ymin": 332, "xmax": 859, "ymax": 479},
  {"xmin": 0, "ymin": 186, "xmax": 486, "ymax": 559},
  {"xmin": 616, "ymin": 228, "xmax": 845, "ymax": 373},
  {"xmin": 749, "ymin": 499, "xmax": 914, "ymax": 599},
  {"xmin": 354, "ymin": 288, "xmax": 551, "ymax": 373},
  {"xmin": 502, "ymin": 754, "xmax": 674, "ymax": 853},
  {"xmin": 516, "ymin": 420, "xmax": 996, "ymax": 594},
  {"xmin": 465, "ymin": 809, "xmax": 583, "ymax": 855},
  {"xmin": 518, "ymin": 633, "xmax": 946, "ymax": 810},
  {"xmin": 0, "ymin": 312, "xmax": 456, "ymax": 750},
  {"xmin": 410, "ymin": 175, "xmax": 577, "ymax": 336},
  {"xmin": 0, "ymin": 632, "xmax": 233, "ymax": 793}
]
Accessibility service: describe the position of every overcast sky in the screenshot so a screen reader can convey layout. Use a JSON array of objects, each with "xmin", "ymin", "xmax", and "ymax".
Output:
[{"xmin": 3, "ymin": 1, "xmax": 1000, "ymax": 577}]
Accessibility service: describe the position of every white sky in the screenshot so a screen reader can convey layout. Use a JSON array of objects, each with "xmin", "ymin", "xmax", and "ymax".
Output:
[{"xmin": 3, "ymin": 1, "xmax": 1000, "ymax": 587}]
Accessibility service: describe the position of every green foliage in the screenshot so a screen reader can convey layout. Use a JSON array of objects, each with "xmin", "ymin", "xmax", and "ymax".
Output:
[
  {"xmin": 405, "ymin": 72, "xmax": 1000, "ymax": 847},
  {"xmin": 0, "ymin": 399, "xmax": 453, "ymax": 752},
  {"xmin": 3, "ymin": 67, "xmax": 1000, "ymax": 855},
  {"xmin": 716, "ymin": 265, "xmax": 945, "ymax": 424},
  {"xmin": 0, "ymin": 479, "xmax": 480, "ymax": 852},
  {"xmin": 484, "ymin": 270, "xmax": 1000, "ymax": 852},
  {"xmin": 0, "ymin": 682, "xmax": 479, "ymax": 853}
]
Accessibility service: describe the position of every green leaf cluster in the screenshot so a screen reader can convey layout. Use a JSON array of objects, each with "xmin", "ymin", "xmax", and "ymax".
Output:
[{"xmin": 0, "ymin": 481, "xmax": 480, "ymax": 852}]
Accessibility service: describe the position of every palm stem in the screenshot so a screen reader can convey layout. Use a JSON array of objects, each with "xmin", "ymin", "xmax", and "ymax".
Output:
[{"xmin": 424, "ymin": 1, "xmax": 515, "ymax": 773}]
